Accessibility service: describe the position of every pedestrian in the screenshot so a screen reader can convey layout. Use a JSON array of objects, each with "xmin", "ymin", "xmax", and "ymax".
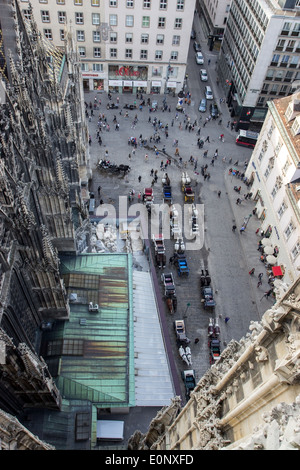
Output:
[
  {"xmin": 255, "ymin": 228, "xmax": 260, "ymax": 235},
  {"xmin": 217, "ymin": 190, "xmax": 221, "ymax": 197},
  {"xmin": 225, "ymin": 317, "xmax": 230, "ymax": 323},
  {"xmin": 249, "ymin": 268, "xmax": 255, "ymax": 275},
  {"xmin": 257, "ymin": 280, "xmax": 262, "ymax": 288},
  {"xmin": 260, "ymin": 289, "xmax": 273, "ymax": 301},
  {"xmin": 97, "ymin": 185, "xmax": 101, "ymax": 196},
  {"xmin": 205, "ymin": 136, "xmax": 210, "ymax": 143},
  {"xmin": 232, "ymin": 225, "xmax": 237, "ymax": 232},
  {"xmin": 258, "ymin": 273, "xmax": 263, "ymax": 281},
  {"xmin": 240, "ymin": 226, "xmax": 245, "ymax": 234},
  {"xmin": 194, "ymin": 338, "xmax": 199, "ymax": 344},
  {"xmin": 138, "ymin": 175, "xmax": 141, "ymax": 183},
  {"xmin": 138, "ymin": 192, "xmax": 141, "ymax": 202}
]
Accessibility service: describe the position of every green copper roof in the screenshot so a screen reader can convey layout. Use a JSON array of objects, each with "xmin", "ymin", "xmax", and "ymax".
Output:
[{"xmin": 46, "ymin": 253, "xmax": 135, "ymax": 409}]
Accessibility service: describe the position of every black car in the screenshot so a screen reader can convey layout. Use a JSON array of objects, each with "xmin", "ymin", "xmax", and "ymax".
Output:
[
  {"xmin": 193, "ymin": 41, "xmax": 201, "ymax": 52},
  {"xmin": 191, "ymin": 29, "xmax": 196, "ymax": 40},
  {"xmin": 210, "ymin": 102, "xmax": 219, "ymax": 119}
]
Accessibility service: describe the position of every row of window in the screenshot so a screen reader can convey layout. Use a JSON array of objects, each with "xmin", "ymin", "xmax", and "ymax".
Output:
[
  {"xmin": 276, "ymin": 38, "xmax": 300, "ymax": 54},
  {"xmin": 70, "ymin": 29, "xmax": 182, "ymax": 46},
  {"xmin": 66, "ymin": 42, "xmax": 180, "ymax": 61},
  {"xmin": 23, "ymin": 0, "xmax": 185, "ymax": 9},
  {"xmin": 21, "ymin": 0, "xmax": 100, "ymax": 5},
  {"xmin": 36, "ymin": 10, "xmax": 184, "ymax": 29}
]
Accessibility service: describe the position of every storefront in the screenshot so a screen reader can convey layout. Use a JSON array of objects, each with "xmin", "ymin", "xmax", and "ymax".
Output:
[
  {"xmin": 151, "ymin": 80, "xmax": 162, "ymax": 94},
  {"xmin": 108, "ymin": 65, "xmax": 148, "ymax": 94},
  {"xmin": 166, "ymin": 81, "xmax": 177, "ymax": 95},
  {"xmin": 82, "ymin": 72, "xmax": 104, "ymax": 92}
]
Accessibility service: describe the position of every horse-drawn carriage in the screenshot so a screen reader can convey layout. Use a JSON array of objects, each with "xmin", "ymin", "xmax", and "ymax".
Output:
[
  {"xmin": 176, "ymin": 253, "xmax": 189, "ymax": 277},
  {"xmin": 97, "ymin": 160, "xmax": 131, "ymax": 175},
  {"xmin": 162, "ymin": 272, "xmax": 176, "ymax": 297},
  {"xmin": 163, "ymin": 185, "xmax": 172, "ymax": 204},
  {"xmin": 188, "ymin": 204, "xmax": 200, "ymax": 237},
  {"xmin": 170, "ymin": 205, "xmax": 182, "ymax": 238},
  {"xmin": 152, "ymin": 234, "xmax": 166, "ymax": 269},
  {"xmin": 162, "ymin": 173, "xmax": 172, "ymax": 204},
  {"xmin": 161, "ymin": 272, "xmax": 177, "ymax": 314},
  {"xmin": 143, "ymin": 187, "xmax": 154, "ymax": 211},
  {"xmin": 181, "ymin": 172, "xmax": 194, "ymax": 203},
  {"xmin": 208, "ymin": 318, "xmax": 220, "ymax": 364}
]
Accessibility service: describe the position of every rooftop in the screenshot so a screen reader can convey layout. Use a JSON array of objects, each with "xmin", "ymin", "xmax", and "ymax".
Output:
[{"xmin": 43, "ymin": 253, "xmax": 135, "ymax": 409}]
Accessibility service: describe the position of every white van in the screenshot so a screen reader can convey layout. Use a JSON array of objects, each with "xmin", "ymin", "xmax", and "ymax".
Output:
[{"xmin": 205, "ymin": 86, "xmax": 213, "ymax": 100}]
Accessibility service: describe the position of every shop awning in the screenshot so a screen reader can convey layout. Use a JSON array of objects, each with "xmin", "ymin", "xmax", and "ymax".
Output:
[{"xmin": 272, "ymin": 266, "xmax": 283, "ymax": 276}]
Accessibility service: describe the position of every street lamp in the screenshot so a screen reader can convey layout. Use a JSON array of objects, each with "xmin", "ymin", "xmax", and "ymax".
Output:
[
  {"xmin": 183, "ymin": 302, "xmax": 191, "ymax": 318},
  {"xmin": 243, "ymin": 214, "xmax": 252, "ymax": 229}
]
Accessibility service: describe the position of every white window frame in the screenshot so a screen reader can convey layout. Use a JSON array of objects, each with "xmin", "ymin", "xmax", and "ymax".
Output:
[
  {"xmin": 41, "ymin": 10, "xmax": 50, "ymax": 22},
  {"xmin": 58, "ymin": 11, "xmax": 66, "ymax": 23},
  {"xmin": 94, "ymin": 47, "xmax": 101, "ymax": 58},
  {"xmin": 110, "ymin": 15, "xmax": 118, "ymax": 26},
  {"xmin": 126, "ymin": 15, "xmax": 134, "ymax": 27},
  {"xmin": 285, "ymin": 221, "xmax": 295, "ymax": 239},
  {"xmin": 174, "ymin": 18, "xmax": 182, "ymax": 29},
  {"xmin": 92, "ymin": 13, "xmax": 100, "ymax": 25},
  {"xmin": 77, "ymin": 30, "xmax": 85, "ymax": 41},
  {"xmin": 93, "ymin": 31, "xmax": 101, "ymax": 42}
]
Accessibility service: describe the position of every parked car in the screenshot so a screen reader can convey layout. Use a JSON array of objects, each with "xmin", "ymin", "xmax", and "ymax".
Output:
[
  {"xmin": 209, "ymin": 338, "xmax": 221, "ymax": 364},
  {"xmin": 210, "ymin": 102, "xmax": 219, "ymax": 118},
  {"xmin": 195, "ymin": 52, "xmax": 204, "ymax": 65},
  {"xmin": 191, "ymin": 29, "xmax": 196, "ymax": 40},
  {"xmin": 205, "ymin": 85, "xmax": 213, "ymax": 100},
  {"xmin": 193, "ymin": 41, "xmax": 201, "ymax": 52},
  {"xmin": 200, "ymin": 69, "xmax": 208, "ymax": 81},
  {"xmin": 198, "ymin": 98, "xmax": 207, "ymax": 112},
  {"xmin": 201, "ymin": 286, "xmax": 216, "ymax": 308},
  {"xmin": 181, "ymin": 370, "xmax": 196, "ymax": 399}
]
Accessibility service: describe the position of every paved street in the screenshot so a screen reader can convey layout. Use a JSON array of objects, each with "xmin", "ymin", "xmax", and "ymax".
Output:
[{"xmin": 84, "ymin": 13, "xmax": 275, "ymax": 399}]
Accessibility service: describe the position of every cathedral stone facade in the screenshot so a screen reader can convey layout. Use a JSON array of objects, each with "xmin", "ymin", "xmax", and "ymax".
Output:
[
  {"xmin": 0, "ymin": 0, "xmax": 90, "ymax": 447},
  {"xmin": 128, "ymin": 277, "xmax": 300, "ymax": 450}
]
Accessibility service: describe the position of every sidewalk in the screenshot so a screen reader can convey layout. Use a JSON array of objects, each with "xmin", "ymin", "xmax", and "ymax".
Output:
[{"xmin": 224, "ymin": 169, "xmax": 276, "ymax": 317}]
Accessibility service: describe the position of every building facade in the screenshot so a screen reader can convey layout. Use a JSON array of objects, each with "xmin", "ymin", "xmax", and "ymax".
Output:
[
  {"xmin": 0, "ymin": 0, "xmax": 89, "ymax": 424},
  {"xmin": 245, "ymin": 90, "xmax": 300, "ymax": 284},
  {"xmin": 129, "ymin": 276, "xmax": 300, "ymax": 450},
  {"xmin": 196, "ymin": 0, "xmax": 231, "ymax": 49},
  {"xmin": 218, "ymin": 0, "xmax": 300, "ymax": 131},
  {"xmin": 20, "ymin": 0, "xmax": 195, "ymax": 95}
]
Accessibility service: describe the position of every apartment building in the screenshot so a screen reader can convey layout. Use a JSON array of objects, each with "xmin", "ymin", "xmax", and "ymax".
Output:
[
  {"xmin": 21, "ymin": 0, "xmax": 195, "ymax": 95},
  {"xmin": 245, "ymin": 90, "xmax": 300, "ymax": 284},
  {"xmin": 217, "ymin": 0, "xmax": 300, "ymax": 131}
]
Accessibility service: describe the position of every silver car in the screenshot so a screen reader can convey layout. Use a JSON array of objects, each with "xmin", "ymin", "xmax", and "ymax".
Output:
[
  {"xmin": 200, "ymin": 69, "xmax": 208, "ymax": 81},
  {"xmin": 199, "ymin": 98, "xmax": 207, "ymax": 112}
]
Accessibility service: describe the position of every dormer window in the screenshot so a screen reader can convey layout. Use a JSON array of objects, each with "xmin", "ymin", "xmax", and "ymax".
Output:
[{"xmin": 291, "ymin": 115, "xmax": 300, "ymax": 136}]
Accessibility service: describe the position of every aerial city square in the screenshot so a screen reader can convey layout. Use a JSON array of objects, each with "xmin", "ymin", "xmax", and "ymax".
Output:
[{"xmin": 0, "ymin": 0, "xmax": 299, "ymax": 454}]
